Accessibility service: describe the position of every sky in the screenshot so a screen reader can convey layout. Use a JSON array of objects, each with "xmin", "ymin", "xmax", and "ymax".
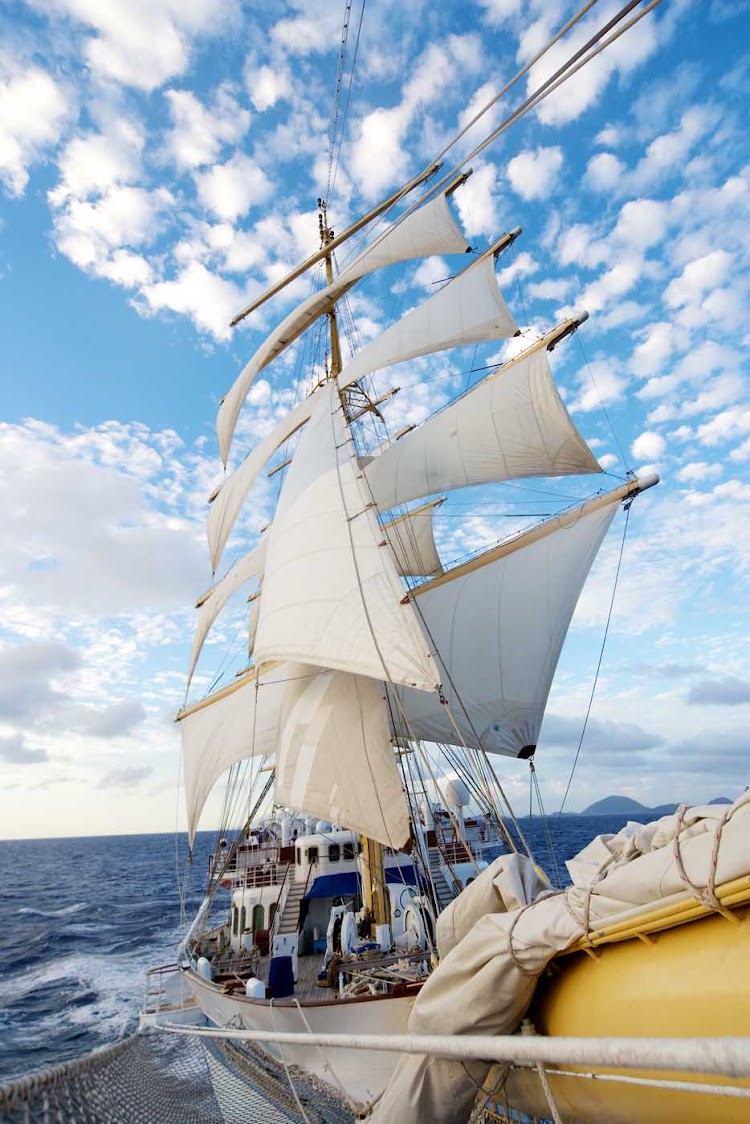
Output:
[{"xmin": 1, "ymin": 0, "xmax": 749, "ymax": 840}]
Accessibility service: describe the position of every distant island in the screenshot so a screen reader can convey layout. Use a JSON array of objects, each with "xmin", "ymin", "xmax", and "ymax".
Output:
[{"xmin": 581, "ymin": 795, "xmax": 732, "ymax": 817}]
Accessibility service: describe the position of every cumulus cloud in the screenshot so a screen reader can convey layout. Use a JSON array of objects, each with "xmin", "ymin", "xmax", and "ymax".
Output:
[
  {"xmin": 37, "ymin": 0, "xmax": 234, "ymax": 92},
  {"xmin": 585, "ymin": 152, "xmax": 625, "ymax": 191},
  {"xmin": 0, "ymin": 63, "xmax": 72, "ymax": 196},
  {"xmin": 631, "ymin": 430, "xmax": 666, "ymax": 462},
  {"xmin": 164, "ymin": 86, "xmax": 251, "ymax": 171},
  {"xmin": 506, "ymin": 146, "xmax": 563, "ymax": 201},
  {"xmin": 194, "ymin": 151, "xmax": 273, "ymax": 221}
]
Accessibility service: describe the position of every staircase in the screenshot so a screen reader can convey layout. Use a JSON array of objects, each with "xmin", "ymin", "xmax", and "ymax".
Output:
[
  {"xmin": 428, "ymin": 847, "xmax": 456, "ymax": 913},
  {"xmin": 276, "ymin": 879, "xmax": 306, "ymax": 935}
]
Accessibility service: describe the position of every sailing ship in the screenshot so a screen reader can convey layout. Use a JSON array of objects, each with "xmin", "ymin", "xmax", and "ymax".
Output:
[{"xmin": 142, "ymin": 7, "xmax": 750, "ymax": 1123}]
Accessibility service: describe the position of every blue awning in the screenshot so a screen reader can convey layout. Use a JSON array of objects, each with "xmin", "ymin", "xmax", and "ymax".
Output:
[{"xmin": 304, "ymin": 865, "xmax": 416, "ymax": 899}]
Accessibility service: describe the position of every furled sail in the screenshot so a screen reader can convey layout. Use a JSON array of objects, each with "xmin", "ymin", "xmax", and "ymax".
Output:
[
  {"xmin": 393, "ymin": 500, "xmax": 619, "ymax": 757},
  {"xmin": 252, "ymin": 383, "xmax": 439, "ymax": 691},
  {"xmin": 179, "ymin": 663, "xmax": 295, "ymax": 843},
  {"xmin": 383, "ymin": 499, "xmax": 444, "ymax": 578},
  {"xmin": 208, "ymin": 394, "xmax": 313, "ymax": 573},
  {"xmin": 363, "ymin": 348, "xmax": 602, "ymax": 512},
  {"xmin": 338, "ymin": 255, "xmax": 517, "ymax": 391},
  {"xmin": 276, "ymin": 665, "xmax": 409, "ymax": 847},
  {"xmin": 216, "ymin": 191, "xmax": 471, "ymax": 465},
  {"xmin": 187, "ymin": 538, "xmax": 267, "ymax": 689}
]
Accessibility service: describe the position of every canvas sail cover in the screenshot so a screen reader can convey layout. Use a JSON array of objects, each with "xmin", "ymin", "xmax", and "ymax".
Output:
[
  {"xmin": 216, "ymin": 192, "xmax": 470, "ymax": 464},
  {"xmin": 338, "ymin": 256, "xmax": 517, "ymax": 391},
  {"xmin": 275, "ymin": 665, "xmax": 410, "ymax": 847},
  {"xmin": 187, "ymin": 538, "xmax": 267, "ymax": 688},
  {"xmin": 383, "ymin": 500, "xmax": 444, "ymax": 578},
  {"xmin": 364, "ymin": 349, "xmax": 602, "ymax": 512},
  {"xmin": 394, "ymin": 502, "xmax": 618, "ymax": 756},
  {"xmin": 208, "ymin": 394, "xmax": 314, "ymax": 573},
  {"xmin": 252, "ymin": 384, "xmax": 438, "ymax": 690}
]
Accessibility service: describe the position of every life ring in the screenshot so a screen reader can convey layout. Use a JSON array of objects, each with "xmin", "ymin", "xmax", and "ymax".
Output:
[{"xmin": 340, "ymin": 912, "xmax": 357, "ymax": 955}]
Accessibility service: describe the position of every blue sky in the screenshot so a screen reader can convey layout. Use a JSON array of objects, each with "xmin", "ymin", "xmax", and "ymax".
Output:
[{"xmin": 1, "ymin": 0, "xmax": 749, "ymax": 839}]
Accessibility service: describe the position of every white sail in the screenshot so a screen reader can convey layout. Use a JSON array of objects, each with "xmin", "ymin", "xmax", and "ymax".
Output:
[
  {"xmin": 394, "ymin": 502, "xmax": 618, "ymax": 756},
  {"xmin": 253, "ymin": 383, "xmax": 439, "ymax": 691},
  {"xmin": 216, "ymin": 192, "xmax": 470, "ymax": 464},
  {"xmin": 276, "ymin": 665, "xmax": 410, "ymax": 848},
  {"xmin": 208, "ymin": 394, "xmax": 314, "ymax": 573},
  {"xmin": 338, "ymin": 256, "xmax": 517, "ymax": 391},
  {"xmin": 384, "ymin": 500, "xmax": 444, "ymax": 578},
  {"xmin": 179, "ymin": 663, "xmax": 298, "ymax": 843},
  {"xmin": 364, "ymin": 349, "xmax": 601, "ymax": 512},
  {"xmin": 187, "ymin": 539, "xmax": 267, "ymax": 689}
]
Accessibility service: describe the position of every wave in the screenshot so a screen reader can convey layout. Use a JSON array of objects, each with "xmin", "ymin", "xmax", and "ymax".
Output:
[{"xmin": 16, "ymin": 903, "xmax": 88, "ymax": 919}]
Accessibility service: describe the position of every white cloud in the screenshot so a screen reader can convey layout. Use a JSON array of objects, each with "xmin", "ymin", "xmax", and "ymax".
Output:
[
  {"xmin": 50, "ymin": 119, "xmax": 144, "ymax": 205},
  {"xmin": 631, "ymin": 430, "xmax": 666, "ymax": 462},
  {"xmin": 558, "ymin": 224, "xmax": 609, "ymax": 269},
  {"xmin": 39, "ymin": 0, "xmax": 234, "ymax": 91},
  {"xmin": 630, "ymin": 105, "xmax": 718, "ymax": 190},
  {"xmin": 665, "ymin": 249, "xmax": 734, "ymax": 309},
  {"xmin": 140, "ymin": 259, "xmax": 252, "ymax": 339},
  {"xmin": 612, "ymin": 198, "xmax": 670, "ymax": 252},
  {"xmin": 349, "ymin": 35, "xmax": 482, "ymax": 200},
  {"xmin": 52, "ymin": 184, "xmax": 173, "ymax": 269},
  {"xmin": 454, "ymin": 162, "xmax": 500, "ymax": 238},
  {"xmin": 578, "ymin": 258, "xmax": 642, "ymax": 313},
  {"xmin": 569, "ymin": 360, "xmax": 627, "ymax": 414},
  {"xmin": 526, "ymin": 5, "xmax": 660, "ymax": 126},
  {"xmin": 677, "ymin": 462, "xmax": 723, "ymax": 483},
  {"xmin": 506, "ymin": 146, "xmax": 563, "ymax": 201},
  {"xmin": 0, "ymin": 64, "xmax": 72, "ymax": 196},
  {"xmin": 247, "ymin": 64, "xmax": 291, "ymax": 112},
  {"xmin": 270, "ymin": 9, "xmax": 342, "ymax": 55},
  {"xmin": 631, "ymin": 321, "xmax": 678, "ymax": 377},
  {"xmin": 164, "ymin": 87, "xmax": 251, "ymax": 170},
  {"xmin": 195, "ymin": 151, "xmax": 273, "ymax": 221},
  {"xmin": 585, "ymin": 152, "xmax": 625, "ymax": 191}
]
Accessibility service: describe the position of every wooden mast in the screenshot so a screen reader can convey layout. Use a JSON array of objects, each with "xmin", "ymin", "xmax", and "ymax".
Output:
[{"xmin": 319, "ymin": 198, "xmax": 391, "ymax": 934}]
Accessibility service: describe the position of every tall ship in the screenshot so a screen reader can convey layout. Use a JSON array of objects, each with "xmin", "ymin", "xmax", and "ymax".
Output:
[
  {"xmin": 3, "ymin": 2, "xmax": 748, "ymax": 1122},
  {"xmin": 138, "ymin": 2, "xmax": 750, "ymax": 1119}
]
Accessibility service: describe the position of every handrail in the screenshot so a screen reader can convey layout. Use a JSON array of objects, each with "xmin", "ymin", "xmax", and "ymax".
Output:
[
  {"xmin": 268, "ymin": 862, "xmax": 292, "ymax": 947},
  {"xmin": 297, "ymin": 861, "xmax": 316, "ymax": 934}
]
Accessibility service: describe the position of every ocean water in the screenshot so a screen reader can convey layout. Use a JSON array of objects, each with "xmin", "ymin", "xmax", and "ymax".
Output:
[{"xmin": 0, "ymin": 815, "xmax": 639, "ymax": 1083}]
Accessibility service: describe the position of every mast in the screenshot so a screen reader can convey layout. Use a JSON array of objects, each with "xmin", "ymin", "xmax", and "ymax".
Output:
[{"xmin": 319, "ymin": 196, "xmax": 391, "ymax": 932}]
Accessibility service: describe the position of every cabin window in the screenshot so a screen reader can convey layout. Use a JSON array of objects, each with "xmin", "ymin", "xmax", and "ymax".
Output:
[
  {"xmin": 232, "ymin": 906, "xmax": 238, "ymax": 936},
  {"xmin": 328, "ymin": 843, "xmax": 340, "ymax": 863},
  {"xmin": 252, "ymin": 903, "xmax": 264, "ymax": 932},
  {"xmin": 268, "ymin": 902, "xmax": 277, "ymax": 929},
  {"xmin": 239, "ymin": 905, "xmax": 246, "ymax": 935},
  {"xmin": 343, "ymin": 842, "xmax": 355, "ymax": 861},
  {"xmin": 307, "ymin": 846, "xmax": 319, "ymax": 864}
]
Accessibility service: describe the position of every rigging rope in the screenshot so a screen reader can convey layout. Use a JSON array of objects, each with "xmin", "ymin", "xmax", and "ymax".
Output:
[{"xmin": 558, "ymin": 500, "xmax": 633, "ymax": 816}]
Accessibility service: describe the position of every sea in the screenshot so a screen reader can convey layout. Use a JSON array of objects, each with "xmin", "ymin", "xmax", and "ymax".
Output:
[{"xmin": 0, "ymin": 814, "xmax": 640, "ymax": 1084}]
